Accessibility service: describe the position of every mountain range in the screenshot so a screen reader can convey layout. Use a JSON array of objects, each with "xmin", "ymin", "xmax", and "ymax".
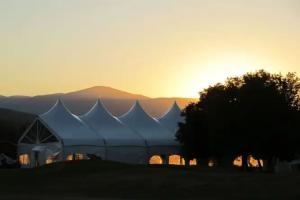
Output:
[{"xmin": 0, "ymin": 86, "xmax": 197, "ymax": 117}]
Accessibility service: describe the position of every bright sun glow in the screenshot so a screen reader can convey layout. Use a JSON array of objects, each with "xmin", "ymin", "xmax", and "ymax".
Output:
[
  {"xmin": 0, "ymin": 1, "xmax": 299, "ymax": 97},
  {"xmin": 178, "ymin": 55, "xmax": 263, "ymax": 98}
]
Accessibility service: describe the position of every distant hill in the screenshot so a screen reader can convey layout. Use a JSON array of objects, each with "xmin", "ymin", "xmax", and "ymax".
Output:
[
  {"xmin": 64, "ymin": 86, "xmax": 149, "ymax": 100},
  {"xmin": 0, "ymin": 87, "xmax": 196, "ymax": 157},
  {"xmin": 0, "ymin": 108, "xmax": 35, "ymax": 158},
  {"xmin": 0, "ymin": 86, "xmax": 196, "ymax": 117}
]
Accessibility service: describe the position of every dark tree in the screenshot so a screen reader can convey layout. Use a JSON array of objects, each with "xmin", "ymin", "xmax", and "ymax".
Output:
[
  {"xmin": 177, "ymin": 70, "xmax": 300, "ymax": 171},
  {"xmin": 177, "ymin": 103, "xmax": 209, "ymax": 164}
]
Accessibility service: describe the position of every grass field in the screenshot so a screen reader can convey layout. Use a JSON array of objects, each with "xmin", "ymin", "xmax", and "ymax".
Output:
[{"xmin": 0, "ymin": 160, "xmax": 299, "ymax": 200}]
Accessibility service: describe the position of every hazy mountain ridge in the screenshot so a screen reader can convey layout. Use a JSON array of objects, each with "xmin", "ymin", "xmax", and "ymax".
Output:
[
  {"xmin": 64, "ymin": 86, "xmax": 150, "ymax": 100},
  {"xmin": 0, "ymin": 86, "xmax": 196, "ymax": 117}
]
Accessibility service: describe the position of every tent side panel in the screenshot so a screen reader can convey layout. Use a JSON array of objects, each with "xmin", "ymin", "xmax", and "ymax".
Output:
[{"xmin": 106, "ymin": 146, "xmax": 148, "ymax": 164}]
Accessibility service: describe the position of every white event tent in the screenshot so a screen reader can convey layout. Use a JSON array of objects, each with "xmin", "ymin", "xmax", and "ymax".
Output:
[{"xmin": 18, "ymin": 99, "xmax": 183, "ymax": 167}]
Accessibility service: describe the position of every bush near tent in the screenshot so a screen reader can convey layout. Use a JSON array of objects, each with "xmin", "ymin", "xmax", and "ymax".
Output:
[{"xmin": 0, "ymin": 108, "xmax": 35, "ymax": 158}]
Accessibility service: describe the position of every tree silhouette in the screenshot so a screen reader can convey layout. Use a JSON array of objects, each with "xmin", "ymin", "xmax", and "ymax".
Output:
[{"xmin": 177, "ymin": 70, "xmax": 300, "ymax": 171}]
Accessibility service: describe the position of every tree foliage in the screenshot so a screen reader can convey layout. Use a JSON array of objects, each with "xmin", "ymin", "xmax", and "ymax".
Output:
[
  {"xmin": 0, "ymin": 108, "xmax": 35, "ymax": 158},
  {"xmin": 177, "ymin": 70, "xmax": 300, "ymax": 170}
]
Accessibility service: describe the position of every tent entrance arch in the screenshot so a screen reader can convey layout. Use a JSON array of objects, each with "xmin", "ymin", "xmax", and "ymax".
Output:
[
  {"xmin": 168, "ymin": 155, "xmax": 185, "ymax": 165},
  {"xmin": 19, "ymin": 154, "xmax": 30, "ymax": 166},
  {"xmin": 66, "ymin": 154, "xmax": 95, "ymax": 161},
  {"xmin": 149, "ymin": 155, "xmax": 163, "ymax": 164},
  {"xmin": 19, "ymin": 120, "xmax": 59, "ymax": 145},
  {"xmin": 18, "ymin": 119, "xmax": 62, "ymax": 167}
]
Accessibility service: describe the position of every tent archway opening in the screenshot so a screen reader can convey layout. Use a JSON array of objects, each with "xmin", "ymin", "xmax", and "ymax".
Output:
[
  {"xmin": 66, "ymin": 154, "xmax": 92, "ymax": 161},
  {"xmin": 149, "ymin": 155, "xmax": 163, "ymax": 164},
  {"xmin": 169, "ymin": 155, "xmax": 185, "ymax": 165},
  {"xmin": 19, "ymin": 154, "xmax": 30, "ymax": 166},
  {"xmin": 233, "ymin": 155, "xmax": 263, "ymax": 167},
  {"xmin": 20, "ymin": 120, "xmax": 59, "ymax": 144}
]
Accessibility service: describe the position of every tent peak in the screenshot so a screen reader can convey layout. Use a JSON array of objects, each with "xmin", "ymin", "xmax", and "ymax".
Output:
[
  {"xmin": 40, "ymin": 98, "xmax": 73, "ymax": 117},
  {"xmin": 134, "ymin": 100, "xmax": 141, "ymax": 106},
  {"xmin": 168, "ymin": 101, "xmax": 181, "ymax": 113},
  {"xmin": 172, "ymin": 101, "xmax": 180, "ymax": 109},
  {"xmin": 55, "ymin": 98, "xmax": 63, "ymax": 105},
  {"xmin": 158, "ymin": 101, "xmax": 184, "ymax": 133},
  {"xmin": 96, "ymin": 97, "xmax": 103, "ymax": 102},
  {"xmin": 119, "ymin": 100, "xmax": 152, "ymax": 120},
  {"xmin": 132, "ymin": 100, "xmax": 147, "ymax": 114},
  {"xmin": 95, "ymin": 98, "xmax": 104, "ymax": 106},
  {"xmin": 81, "ymin": 98, "xmax": 114, "ymax": 119},
  {"xmin": 159, "ymin": 101, "xmax": 182, "ymax": 121}
]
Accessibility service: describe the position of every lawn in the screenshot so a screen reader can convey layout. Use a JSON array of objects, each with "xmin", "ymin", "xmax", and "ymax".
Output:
[{"xmin": 0, "ymin": 160, "xmax": 299, "ymax": 200}]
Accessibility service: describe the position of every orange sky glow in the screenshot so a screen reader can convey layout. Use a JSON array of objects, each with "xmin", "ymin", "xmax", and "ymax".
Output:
[{"xmin": 0, "ymin": 0, "xmax": 299, "ymax": 98}]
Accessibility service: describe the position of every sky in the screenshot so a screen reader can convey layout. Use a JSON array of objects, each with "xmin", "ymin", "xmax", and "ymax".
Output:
[{"xmin": 0, "ymin": 0, "xmax": 299, "ymax": 98}]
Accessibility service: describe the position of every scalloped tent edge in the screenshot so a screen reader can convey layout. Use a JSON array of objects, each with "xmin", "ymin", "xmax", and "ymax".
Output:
[{"xmin": 18, "ymin": 99, "xmax": 183, "ymax": 167}]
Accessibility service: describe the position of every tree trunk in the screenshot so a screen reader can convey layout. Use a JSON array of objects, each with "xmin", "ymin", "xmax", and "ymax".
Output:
[
  {"xmin": 184, "ymin": 157, "xmax": 190, "ymax": 167},
  {"xmin": 218, "ymin": 157, "xmax": 233, "ymax": 169},
  {"xmin": 195, "ymin": 157, "xmax": 202, "ymax": 167},
  {"xmin": 266, "ymin": 157, "xmax": 275, "ymax": 173},
  {"xmin": 242, "ymin": 154, "xmax": 248, "ymax": 171},
  {"xmin": 257, "ymin": 158, "xmax": 263, "ymax": 172}
]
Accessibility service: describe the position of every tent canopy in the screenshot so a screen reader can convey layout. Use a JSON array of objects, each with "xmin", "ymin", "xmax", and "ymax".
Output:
[
  {"xmin": 40, "ymin": 99, "xmax": 104, "ymax": 147},
  {"xmin": 80, "ymin": 99, "xmax": 146, "ymax": 146},
  {"xmin": 119, "ymin": 101, "xmax": 178, "ymax": 146},
  {"xmin": 158, "ymin": 102, "xmax": 184, "ymax": 133}
]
